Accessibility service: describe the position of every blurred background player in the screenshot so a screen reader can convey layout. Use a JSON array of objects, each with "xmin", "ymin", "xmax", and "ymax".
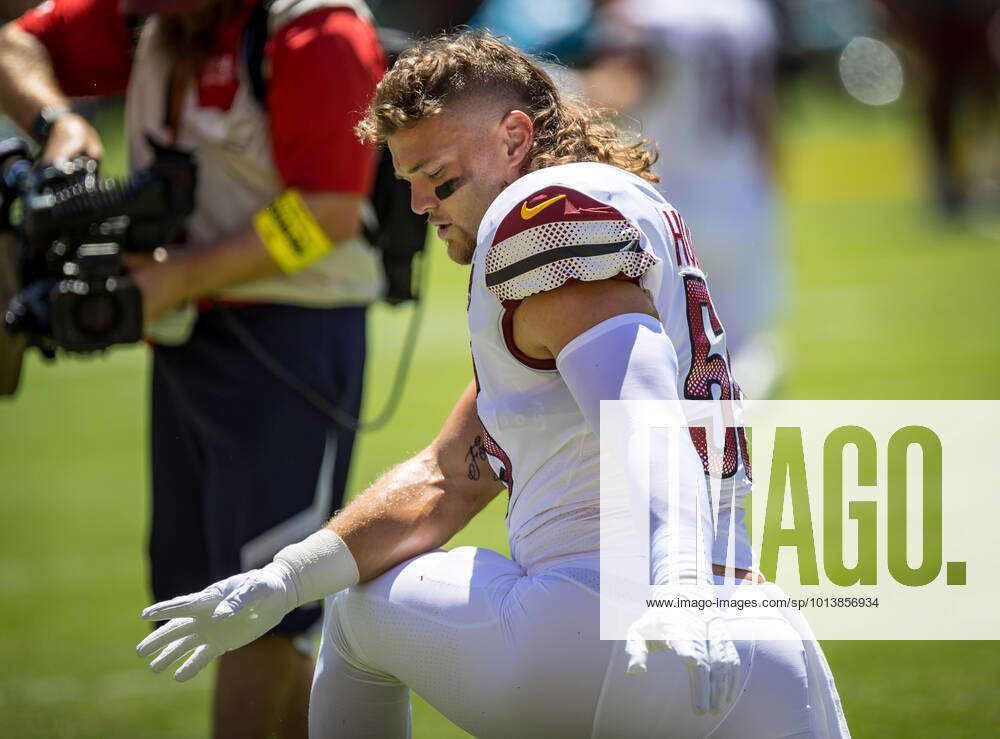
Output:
[
  {"xmin": 582, "ymin": 0, "xmax": 787, "ymax": 398},
  {"xmin": 875, "ymin": 0, "xmax": 1000, "ymax": 217},
  {"xmin": 0, "ymin": 1, "xmax": 383, "ymax": 736},
  {"xmin": 366, "ymin": 0, "xmax": 481, "ymax": 39}
]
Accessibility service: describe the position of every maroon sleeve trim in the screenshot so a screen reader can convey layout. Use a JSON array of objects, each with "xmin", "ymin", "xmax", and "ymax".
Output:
[
  {"xmin": 499, "ymin": 301, "xmax": 558, "ymax": 371},
  {"xmin": 496, "ymin": 273, "xmax": 643, "ymax": 372}
]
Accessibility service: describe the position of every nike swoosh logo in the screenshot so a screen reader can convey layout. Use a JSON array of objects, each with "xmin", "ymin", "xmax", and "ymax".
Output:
[{"xmin": 520, "ymin": 193, "xmax": 566, "ymax": 219}]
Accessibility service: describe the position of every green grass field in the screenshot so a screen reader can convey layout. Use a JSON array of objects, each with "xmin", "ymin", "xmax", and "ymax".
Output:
[{"xmin": 2, "ymin": 83, "xmax": 999, "ymax": 737}]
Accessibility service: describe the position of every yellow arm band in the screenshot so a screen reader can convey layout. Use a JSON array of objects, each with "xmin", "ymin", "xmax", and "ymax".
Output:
[{"xmin": 254, "ymin": 188, "xmax": 335, "ymax": 273}]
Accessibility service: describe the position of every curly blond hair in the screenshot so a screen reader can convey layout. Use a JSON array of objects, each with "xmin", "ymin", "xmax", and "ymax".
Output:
[{"xmin": 356, "ymin": 31, "xmax": 659, "ymax": 183}]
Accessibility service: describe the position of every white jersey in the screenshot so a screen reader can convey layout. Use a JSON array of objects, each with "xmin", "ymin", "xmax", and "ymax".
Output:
[{"xmin": 468, "ymin": 162, "xmax": 753, "ymax": 573}]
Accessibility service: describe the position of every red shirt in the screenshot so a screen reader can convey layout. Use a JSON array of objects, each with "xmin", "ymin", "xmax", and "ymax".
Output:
[{"xmin": 17, "ymin": 0, "xmax": 383, "ymax": 194}]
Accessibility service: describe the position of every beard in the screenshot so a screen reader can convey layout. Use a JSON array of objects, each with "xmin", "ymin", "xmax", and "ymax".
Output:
[
  {"xmin": 446, "ymin": 230, "xmax": 476, "ymax": 265},
  {"xmin": 444, "ymin": 179, "xmax": 511, "ymax": 265}
]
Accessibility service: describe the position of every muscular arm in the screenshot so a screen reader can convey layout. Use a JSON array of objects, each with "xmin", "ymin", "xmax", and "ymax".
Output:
[
  {"xmin": 325, "ymin": 380, "xmax": 505, "ymax": 582},
  {"xmin": 0, "ymin": 21, "xmax": 102, "ymax": 160},
  {"xmin": 136, "ymin": 379, "xmax": 506, "ymax": 680},
  {"xmin": 518, "ymin": 279, "xmax": 758, "ymax": 582},
  {"xmin": 516, "ymin": 278, "xmax": 720, "ymax": 583},
  {"xmin": 512, "ymin": 278, "xmax": 658, "ymax": 359},
  {"xmin": 0, "ymin": 21, "xmax": 66, "ymax": 130}
]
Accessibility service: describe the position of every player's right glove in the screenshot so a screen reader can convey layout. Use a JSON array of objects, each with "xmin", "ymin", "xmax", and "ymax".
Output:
[
  {"xmin": 136, "ymin": 528, "xmax": 359, "ymax": 681},
  {"xmin": 136, "ymin": 562, "xmax": 299, "ymax": 681},
  {"xmin": 625, "ymin": 592, "xmax": 741, "ymax": 716}
]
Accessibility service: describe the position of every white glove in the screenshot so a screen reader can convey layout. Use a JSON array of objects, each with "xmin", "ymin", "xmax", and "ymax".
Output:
[
  {"xmin": 136, "ymin": 529, "xmax": 358, "ymax": 682},
  {"xmin": 136, "ymin": 561, "xmax": 298, "ymax": 682},
  {"xmin": 625, "ymin": 600, "xmax": 741, "ymax": 715}
]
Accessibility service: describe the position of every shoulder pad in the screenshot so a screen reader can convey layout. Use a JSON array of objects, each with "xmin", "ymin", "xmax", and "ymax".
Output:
[{"xmin": 484, "ymin": 185, "xmax": 658, "ymax": 302}]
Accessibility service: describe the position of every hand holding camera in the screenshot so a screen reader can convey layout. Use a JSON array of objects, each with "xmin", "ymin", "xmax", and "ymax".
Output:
[
  {"xmin": 0, "ymin": 136, "xmax": 196, "ymax": 362},
  {"xmin": 37, "ymin": 109, "xmax": 104, "ymax": 165}
]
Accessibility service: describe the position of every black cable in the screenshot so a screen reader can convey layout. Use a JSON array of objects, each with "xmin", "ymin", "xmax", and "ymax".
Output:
[{"xmin": 218, "ymin": 251, "xmax": 428, "ymax": 433}]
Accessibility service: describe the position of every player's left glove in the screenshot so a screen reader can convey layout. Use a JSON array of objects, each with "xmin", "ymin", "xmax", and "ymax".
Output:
[
  {"xmin": 136, "ymin": 562, "xmax": 298, "ymax": 682},
  {"xmin": 624, "ymin": 594, "xmax": 741, "ymax": 716}
]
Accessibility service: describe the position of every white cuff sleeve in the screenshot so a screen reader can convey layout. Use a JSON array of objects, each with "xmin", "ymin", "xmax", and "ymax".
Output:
[
  {"xmin": 556, "ymin": 313, "xmax": 714, "ymax": 586},
  {"xmin": 274, "ymin": 528, "xmax": 360, "ymax": 605}
]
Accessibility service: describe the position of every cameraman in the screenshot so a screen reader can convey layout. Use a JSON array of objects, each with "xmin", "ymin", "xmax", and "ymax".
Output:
[{"xmin": 0, "ymin": 1, "xmax": 383, "ymax": 736}]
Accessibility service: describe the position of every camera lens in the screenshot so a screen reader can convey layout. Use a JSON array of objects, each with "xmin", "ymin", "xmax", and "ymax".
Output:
[{"xmin": 74, "ymin": 293, "xmax": 119, "ymax": 336}]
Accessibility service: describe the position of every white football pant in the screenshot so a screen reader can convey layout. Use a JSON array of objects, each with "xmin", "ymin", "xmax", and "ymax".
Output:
[{"xmin": 309, "ymin": 546, "xmax": 847, "ymax": 738}]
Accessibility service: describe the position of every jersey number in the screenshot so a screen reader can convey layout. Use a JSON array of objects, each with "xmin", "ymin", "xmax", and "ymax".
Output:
[{"xmin": 682, "ymin": 274, "xmax": 750, "ymax": 479}]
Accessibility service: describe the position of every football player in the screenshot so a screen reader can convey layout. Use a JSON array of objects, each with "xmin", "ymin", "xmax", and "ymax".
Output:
[{"xmin": 137, "ymin": 31, "xmax": 850, "ymax": 738}]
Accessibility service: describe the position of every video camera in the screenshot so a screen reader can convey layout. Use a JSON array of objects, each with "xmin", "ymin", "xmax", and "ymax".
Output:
[{"xmin": 0, "ymin": 136, "xmax": 196, "ymax": 395}]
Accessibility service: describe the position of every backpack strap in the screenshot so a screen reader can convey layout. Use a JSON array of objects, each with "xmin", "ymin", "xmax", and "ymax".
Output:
[
  {"xmin": 243, "ymin": 0, "xmax": 411, "ymax": 111},
  {"xmin": 242, "ymin": 0, "xmax": 274, "ymax": 108}
]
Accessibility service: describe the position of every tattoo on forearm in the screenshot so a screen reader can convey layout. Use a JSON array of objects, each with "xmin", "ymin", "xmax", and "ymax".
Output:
[{"xmin": 465, "ymin": 435, "xmax": 497, "ymax": 481}]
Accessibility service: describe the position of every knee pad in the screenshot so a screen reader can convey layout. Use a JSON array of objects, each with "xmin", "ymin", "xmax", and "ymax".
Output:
[{"xmin": 321, "ymin": 590, "xmax": 398, "ymax": 682}]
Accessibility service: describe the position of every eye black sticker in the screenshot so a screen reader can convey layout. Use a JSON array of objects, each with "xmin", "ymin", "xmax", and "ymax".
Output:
[{"xmin": 435, "ymin": 177, "xmax": 464, "ymax": 200}]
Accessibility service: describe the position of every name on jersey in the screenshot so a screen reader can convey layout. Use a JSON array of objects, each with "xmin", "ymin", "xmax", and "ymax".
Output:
[{"xmin": 664, "ymin": 208, "xmax": 701, "ymax": 270}]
